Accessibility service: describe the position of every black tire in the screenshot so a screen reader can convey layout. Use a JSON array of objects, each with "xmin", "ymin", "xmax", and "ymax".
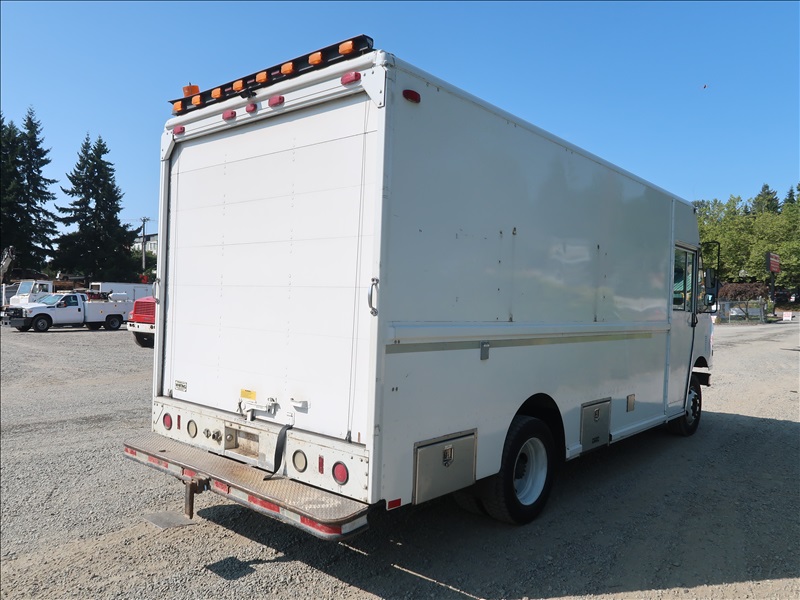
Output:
[
  {"xmin": 15, "ymin": 325, "xmax": 31, "ymax": 332},
  {"xmin": 32, "ymin": 315, "xmax": 50, "ymax": 332},
  {"xmin": 481, "ymin": 416, "xmax": 556, "ymax": 525},
  {"xmin": 134, "ymin": 332, "xmax": 154, "ymax": 348},
  {"xmin": 104, "ymin": 315, "xmax": 122, "ymax": 331},
  {"xmin": 86, "ymin": 323, "xmax": 102, "ymax": 331},
  {"xmin": 668, "ymin": 375, "xmax": 702, "ymax": 436},
  {"xmin": 452, "ymin": 487, "xmax": 487, "ymax": 516}
]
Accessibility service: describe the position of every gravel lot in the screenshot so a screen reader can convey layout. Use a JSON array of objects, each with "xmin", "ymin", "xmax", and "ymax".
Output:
[{"xmin": 1, "ymin": 321, "xmax": 798, "ymax": 600}]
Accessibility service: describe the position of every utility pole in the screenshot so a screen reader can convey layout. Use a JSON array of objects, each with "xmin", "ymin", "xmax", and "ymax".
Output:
[{"xmin": 140, "ymin": 217, "xmax": 151, "ymax": 271}]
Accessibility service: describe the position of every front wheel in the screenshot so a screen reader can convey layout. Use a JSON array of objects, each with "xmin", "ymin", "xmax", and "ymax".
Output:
[
  {"xmin": 668, "ymin": 375, "xmax": 702, "ymax": 436},
  {"xmin": 104, "ymin": 315, "xmax": 122, "ymax": 331},
  {"xmin": 32, "ymin": 316, "xmax": 50, "ymax": 332},
  {"xmin": 481, "ymin": 416, "xmax": 556, "ymax": 524}
]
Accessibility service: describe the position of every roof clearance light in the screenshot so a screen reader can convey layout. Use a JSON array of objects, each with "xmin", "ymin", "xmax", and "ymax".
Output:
[
  {"xmin": 182, "ymin": 84, "xmax": 199, "ymax": 98},
  {"xmin": 173, "ymin": 126, "xmax": 186, "ymax": 135},
  {"xmin": 341, "ymin": 71, "xmax": 361, "ymax": 85},
  {"xmin": 339, "ymin": 40, "xmax": 355, "ymax": 54},
  {"xmin": 256, "ymin": 71, "xmax": 268, "ymax": 83},
  {"xmin": 222, "ymin": 110, "xmax": 236, "ymax": 121},
  {"xmin": 403, "ymin": 89, "xmax": 421, "ymax": 103},
  {"xmin": 233, "ymin": 79, "xmax": 244, "ymax": 92},
  {"xmin": 172, "ymin": 101, "xmax": 183, "ymax": 113},
  {"xmin": 309, "ymin": 51, "xmax": 323, "ymax": 65},
  {"xmin": 211, "ymin": 88, "xmax": 222, "ymax": 99},
  {"xmin": 191, "ymin": 95, "xmax": 202, "ymax": 106},
  {"xmin": 281, "ymin": 62, "xmax": 294, "ymax": 75},
  {"xmin": 246, "ymin": 103, "xmax": 257, "ymax": 113},
  {"xmin": 268, "ymin": 95, "xmax": 285, "ymax": 107}
]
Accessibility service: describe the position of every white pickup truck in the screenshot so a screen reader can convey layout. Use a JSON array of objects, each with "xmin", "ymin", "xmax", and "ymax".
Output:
[{"xmin": 1, "ymin": 292, "xmax": 133, "ymax": 332}]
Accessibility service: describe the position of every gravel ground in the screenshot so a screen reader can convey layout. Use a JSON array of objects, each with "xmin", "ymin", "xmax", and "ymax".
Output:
[{"xmin": 1, "ymin": 321, "xmax": 798, "ymax": 600}]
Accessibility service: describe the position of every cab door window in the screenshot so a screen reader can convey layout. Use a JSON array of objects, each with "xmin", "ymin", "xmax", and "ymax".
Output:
[{"xmin": 673, "ymin": 248, "xmax": 695, "ymax": 311}]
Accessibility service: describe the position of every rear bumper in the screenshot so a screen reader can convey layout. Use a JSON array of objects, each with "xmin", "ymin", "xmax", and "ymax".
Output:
[{"xmin": 123, "ymin": 432, "xmax": 370, "ymax": 540}]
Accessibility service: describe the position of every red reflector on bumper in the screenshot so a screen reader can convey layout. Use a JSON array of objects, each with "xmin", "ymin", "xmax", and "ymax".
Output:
[
  {"xmin": 148, "ymin": 456, "xmax": 168, "ymax": 469},
  {"xmin": 124, "ymin": 447, "xmax": 137, "ymax": 457},
  {"xmin": 213, "ymin": 480, "xmax": 230, "ymax": 493},
  {"xmin": 300, "ymin": 516, "xmax": 342, "ymax": 535},
  {"xmin": 248, "ymin": 495, "xmax": 280, "ymax": 513}
]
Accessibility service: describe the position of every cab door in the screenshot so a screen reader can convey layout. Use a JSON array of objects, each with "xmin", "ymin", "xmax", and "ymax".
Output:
[
  {"xmin": 667, "ymin": 246, "xmax": 698, "ymax": 411},
  {"xmin": 52, "ymin": 294, "xmax": 83, "ymax": 325}
]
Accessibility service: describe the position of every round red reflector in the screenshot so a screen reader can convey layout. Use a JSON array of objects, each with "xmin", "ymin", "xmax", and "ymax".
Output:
[
  {"xmin": 222, "ymin": 110, "xmax": 236, "ymax": 121},
  {"xmin": 173, "ymin": 125, "xmax": 186, "ymax": 135},
  {"xmin": 402, "ymin": 89, "xmax": 421, "ymax": 103},
  {"xmin": 332, "ymin": 461, "xmax": 349, "ymax": 485},
  {"xmin": 162, "ymin": 413, "xmax": 173, "ymax": 430}
]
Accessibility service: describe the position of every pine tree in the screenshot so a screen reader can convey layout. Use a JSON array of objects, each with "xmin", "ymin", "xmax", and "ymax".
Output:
[
  {"xmin": 54, "ymin": 135, "xmax": 139, "ymax": 281},
  {"xmin": 785, "ymin": 185, "xmax": 797, "ymax": 206},
  {"xmin": 751, "ymin": 183, "xmax": 781, "ymax": 214},
  {"xmin": 18, "ymin": 108, "xmax": 58, "ymax": 266},
  {"xmin": 0, "ymin": 108, "xmax": 58, "ymax": 270},
  {"xmin": 0, "ymin": 113, "xmax": 24, "ymax": 253}
]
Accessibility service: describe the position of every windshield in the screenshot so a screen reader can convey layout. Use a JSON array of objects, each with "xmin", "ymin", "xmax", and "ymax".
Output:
[
  {"xmin": 17, "ymin": 282, "xmax": 33, "ymax": 294},
  {"xmin": 37, "ymin": 294, "xmax": 63, "ymax": 306}
]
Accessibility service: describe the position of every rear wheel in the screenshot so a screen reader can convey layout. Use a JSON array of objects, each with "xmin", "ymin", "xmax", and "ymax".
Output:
[
  {"xmin": 452, "ymin": 487, "xmax": 487, "ymax": 516},
  {"xmin": 32, "ymin": 316, "xmax": 50, "ymax": 332},
  {"xmin": 104, "ymin": 315, "xmax": 122, "ymax": 331},
  {"xmin": 481, "ymin": 416, "xmax": 556, "ymax": 524},
  {"xmin": 668, "ymin": 375, "xmax": 702, "ymax": 436}
]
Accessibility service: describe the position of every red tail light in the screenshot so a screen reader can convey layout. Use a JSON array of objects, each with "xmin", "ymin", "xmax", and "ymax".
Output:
[
  {"xmin": 332, "ymin": 462, "xmax": 349, "ymax": 485},
  {"xmin": 162, "ymin": 413, "xmax": 173, "ymax": 430}
]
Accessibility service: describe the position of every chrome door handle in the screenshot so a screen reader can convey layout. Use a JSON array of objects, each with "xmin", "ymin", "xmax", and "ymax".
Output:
[{"xmin": 368, "ymin": 278, "xmax": 379, "ymax": 316}]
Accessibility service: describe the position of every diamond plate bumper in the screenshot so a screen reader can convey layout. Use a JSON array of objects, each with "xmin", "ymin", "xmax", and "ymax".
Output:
[{"xmin": 124, "ymin": 432, "xmax": 370, "ymax": 540}]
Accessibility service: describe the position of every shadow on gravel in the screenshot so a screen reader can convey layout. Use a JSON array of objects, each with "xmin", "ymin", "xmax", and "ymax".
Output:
[{"xmin": 198, "ymin": 411, "xmax": 799, "ymax": 599}]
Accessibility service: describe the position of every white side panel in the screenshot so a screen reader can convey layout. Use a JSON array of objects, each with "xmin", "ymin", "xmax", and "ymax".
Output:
[
  {"xmin": 376, "ymin": 65, "xmax": 682, "ymax": 505},
  {"xmin": 162, "ymin": 94, "xmax": 379, "ymax": 441}
]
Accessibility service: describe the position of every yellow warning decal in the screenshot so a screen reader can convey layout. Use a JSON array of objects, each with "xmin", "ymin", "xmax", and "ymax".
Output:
[{"xmin": 240, "ymin": 389, "xmax": 257, "ymax": 401}]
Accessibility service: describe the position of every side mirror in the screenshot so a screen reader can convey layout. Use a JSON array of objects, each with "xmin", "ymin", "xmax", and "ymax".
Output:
[
  {"xmin": 56, "ymin": 301, "xmax": 66, "ymax": 308},
  {"xmin": 704, "ymin": 267, "xmax": 717, "ymax": 290},
  {"xmin": 702, "ymin": 268, "xmax": 718, "ymax": 312}
]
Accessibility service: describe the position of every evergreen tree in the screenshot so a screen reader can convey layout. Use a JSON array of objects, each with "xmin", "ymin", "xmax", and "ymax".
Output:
[
  {"xmin": 751, "ymin": 183, "xmax": 781, "ymax": 214},
  {"xmin": 0, "ymin": 108, "xmax": 58, "ymax": 270},
  {"xmin": 53, "ymin": 135, "xmax": 139, "ymax": 281},
  {"xmin": 1, "ymin": 113, "xmax": 24, "ymax": 252},
  {"xmin": 18, "ymin": 108, "xmax": 58, "ymax": 266},
  {"xmin": 784, "ymin": 185, "xmax": 797, "ymax": 206}
]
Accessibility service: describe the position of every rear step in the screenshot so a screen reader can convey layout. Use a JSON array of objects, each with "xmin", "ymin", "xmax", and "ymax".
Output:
[{"xmin": 123, "ymin": 432, "xmax": 370, "ymax": 540}]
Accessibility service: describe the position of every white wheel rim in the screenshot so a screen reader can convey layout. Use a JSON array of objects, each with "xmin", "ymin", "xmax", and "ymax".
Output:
[
  {"xmin": 513, "ymin": 437, "xmax": 547, "ymax": 505},
  {"xmin": 686, "ymin": 388, "xmax": 700, "ymax": 426}
]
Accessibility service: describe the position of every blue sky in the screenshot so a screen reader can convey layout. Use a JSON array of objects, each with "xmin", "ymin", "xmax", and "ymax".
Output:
[{"xmin": 2, "ymin": 1, "xmax": 798, "ymax": 236}]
